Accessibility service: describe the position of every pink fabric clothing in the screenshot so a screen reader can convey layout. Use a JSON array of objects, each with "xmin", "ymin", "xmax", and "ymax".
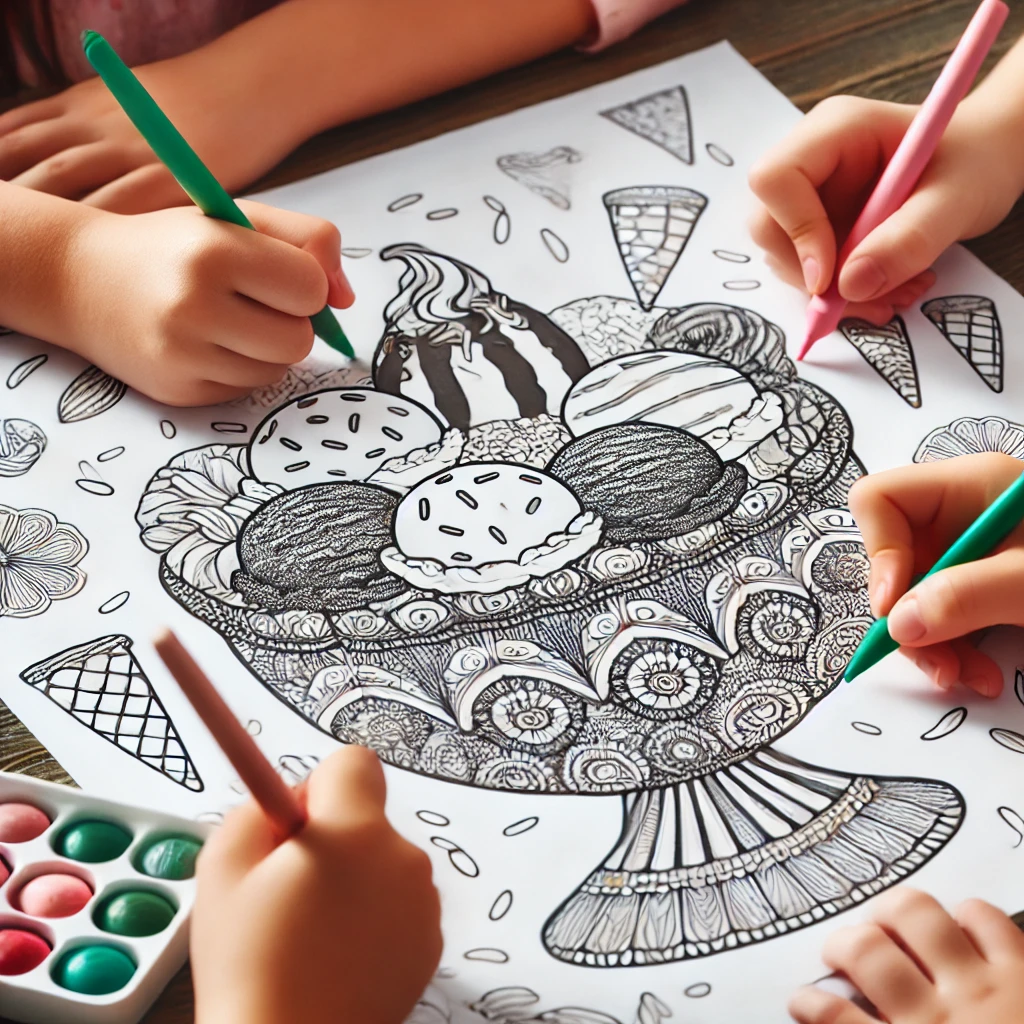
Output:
[
  {"xmin": 31, "ymin": 0, "xmax": 685, "ymax": 85},
  {"xmin": 30, "ymin": 0, "xmax": 278, "ymax": 84},
  {"xmin": 581, "ymin": 0, "xmax": 688, "ymax": 51}
]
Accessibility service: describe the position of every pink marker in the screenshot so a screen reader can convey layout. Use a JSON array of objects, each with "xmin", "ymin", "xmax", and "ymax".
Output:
[{"xmin": 797, "ymin": 0, "xmax": 1008, "ymax": 360}]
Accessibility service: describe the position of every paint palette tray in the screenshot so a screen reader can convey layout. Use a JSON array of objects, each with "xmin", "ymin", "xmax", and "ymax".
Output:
[{"xmin": 0, "ymin": 771, "xmax": 209, "ymax": 1024}]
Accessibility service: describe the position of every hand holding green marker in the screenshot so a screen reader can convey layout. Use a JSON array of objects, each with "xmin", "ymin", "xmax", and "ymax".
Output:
[
  {"xmin": 81, "ymin": 30, "xmax": 354, "ymax": 360},
  {"xmin": 845, "ymin": 469, "xmax": 1024, "ymax": 681}
]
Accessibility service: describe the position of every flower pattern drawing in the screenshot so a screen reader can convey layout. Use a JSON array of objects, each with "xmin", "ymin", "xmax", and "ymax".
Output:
[
  {"xmin": 138, "ymin": 244, "xmax": 964, "ymax": 969},
  {"xmin": 0, "ymin": 505, "xmax": 88, "ymax": 618}
]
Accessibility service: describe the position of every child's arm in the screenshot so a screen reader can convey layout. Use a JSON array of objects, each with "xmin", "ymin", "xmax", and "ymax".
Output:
[
  {"xmin": 0, "ymin": 0, "xmax": 595, "ymax": 213},
  {"xmin": 847, "ymin": 453, "xmax": 1024, "ymax": 697},
  {"xmin": 748, "ymin": 35, "xmax": 1024, "ymax": 324},
  {"xmin": 191, "ymin": 745, "xmax": 442, "ymax": 1024},
  {"xmin": 789, "ymin": 887, "xmax": 1024, "ymax": 1024},
  {"xmin": 0, "ymin": 181, "xmax": 351, "ymax": 405}
]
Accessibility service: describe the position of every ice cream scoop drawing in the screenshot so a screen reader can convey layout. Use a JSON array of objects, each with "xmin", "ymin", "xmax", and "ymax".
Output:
[
  {"xmin": 138, "ymin": 244, "xmax": 963, "ymax": 967},
  {"xmin": 373, "ymin": 244, "xmax": 590, "ymax": 430}
]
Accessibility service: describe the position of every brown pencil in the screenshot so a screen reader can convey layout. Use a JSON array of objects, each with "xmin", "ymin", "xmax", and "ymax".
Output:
[{"xmin": 153, "ymin": 629, "xmax": 307, "ymax": 839}]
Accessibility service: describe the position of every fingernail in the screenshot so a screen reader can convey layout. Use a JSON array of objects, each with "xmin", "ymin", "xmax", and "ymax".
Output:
[
  {"xmin": 840, "ymin": 256, "xmax": 887, "ymax": 302},
  {"xmin": 330, "ymin": 267, "xmax": 355, "ymax": 306},
  {"xmin": 888, "ymin": 595, "xmax": 926, "ymax": 643},
  {"xmin": 802, "ymin": 256, "xmax": 820, "ymax": 294},
  {"xmin": 870, "ymin": 577, "xmax": 892, "ymax": 617}
]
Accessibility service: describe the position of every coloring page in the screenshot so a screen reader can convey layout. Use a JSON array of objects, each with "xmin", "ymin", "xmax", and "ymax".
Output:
[{"xmin": 3, "ymin": 42, "xmax": 1024, "ymax": 1022}]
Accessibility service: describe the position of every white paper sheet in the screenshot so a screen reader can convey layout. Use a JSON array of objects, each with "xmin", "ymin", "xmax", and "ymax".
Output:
[{"xmin": 4, "ymin": 41, "xmax": 1024, "ymax": 1023}]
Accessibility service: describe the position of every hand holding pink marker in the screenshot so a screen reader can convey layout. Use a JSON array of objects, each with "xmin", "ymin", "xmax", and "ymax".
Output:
[{"xmin": 798, "ymin": 0, "xmax": 1009, "ymax": 360}]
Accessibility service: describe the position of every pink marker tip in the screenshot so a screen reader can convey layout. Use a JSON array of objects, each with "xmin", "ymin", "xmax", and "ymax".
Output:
[{"xmin": 797, "ymin": 293, "xmax": 841, "ymax": 360}]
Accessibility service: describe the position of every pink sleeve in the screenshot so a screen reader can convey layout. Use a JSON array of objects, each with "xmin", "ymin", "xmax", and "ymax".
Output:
[{"xmin": 579, "ymin": 0, "xmax": 688, "ymax": 53}]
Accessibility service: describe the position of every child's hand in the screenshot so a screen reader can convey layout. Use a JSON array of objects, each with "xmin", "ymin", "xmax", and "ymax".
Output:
[
  {"xmin": 0, "ymin": 62, "xmax": 292, "ymax": 213},
  {"xmin": 191, "ymin": 746, "xmax": 442, "ymax": 1024},
  {"xmin": 66, "ymin": 199, "xmax": 354, "ymax": 406},
  {"xmin": 748, "ymin": 96, "xmax": 1022, "ymax": 324},
  {"xmin": 848, "ymin": 453, "xmax": 1024, "ymax": 696},
  {"xmin": 789, "ymin": 888, "xmax": 1024, "ymax": 1024}
]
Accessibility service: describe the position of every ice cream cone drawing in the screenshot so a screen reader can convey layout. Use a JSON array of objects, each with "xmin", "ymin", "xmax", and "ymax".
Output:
[
  {"xmin": 604, "ymin": 187, "xmax": 707, "ymax": 310},
  {"xmin": 600, "ymin": 86, "xmax": 694, "ymax": 164},
  {"xmin": 21, "ymin": 635, "xmax": 203, "ymax": 792},
  {"xmin": 839, "ymin": 317, "xmax": 921, "ymax": 408},
  {"xmin": 921, "ymin": 294, "xmax": 1003, "ymax": 393},
  {"xmin": 497, "ymin": 147, "xmax": 581, "ymax": 210}
]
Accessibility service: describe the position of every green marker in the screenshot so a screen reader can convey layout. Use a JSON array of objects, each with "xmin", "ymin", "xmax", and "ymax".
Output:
[
  {"xmin": 81, "ymin": 30, "xmax": 354, "ymax": 360},
  {"xmin": 846, "ymin": 469, "xmax": 1024, "ymax": 681}
]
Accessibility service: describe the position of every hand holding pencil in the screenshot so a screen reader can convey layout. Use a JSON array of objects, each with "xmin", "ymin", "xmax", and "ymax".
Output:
[{"xmin": 155, "ymin": 630, "xmax": 443, "ymax": 1024}]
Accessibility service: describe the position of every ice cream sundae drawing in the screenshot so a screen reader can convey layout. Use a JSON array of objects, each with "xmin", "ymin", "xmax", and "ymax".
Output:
[{"xmin": 138, "ymin": 243, "xmax": 963, "ymax": 967}]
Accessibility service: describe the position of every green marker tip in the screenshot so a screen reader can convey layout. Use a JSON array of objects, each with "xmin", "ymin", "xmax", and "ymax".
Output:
[{"xmin": 311, "ymin": 307, "xmax": 355, "ymax": 360}]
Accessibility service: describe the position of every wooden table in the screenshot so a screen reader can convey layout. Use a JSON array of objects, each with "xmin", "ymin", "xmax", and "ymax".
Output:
[{"xmin": 3, "ymin": 1, "xmax": 1023, "ymax": 1019}]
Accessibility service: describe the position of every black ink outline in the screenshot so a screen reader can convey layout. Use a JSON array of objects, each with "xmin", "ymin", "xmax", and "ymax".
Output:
[
  {"xmin": 0, "ymin": 417, "xmax": 46, "ymax": 477},
  {"xmin": 991, "ymin": 728, "xmax": 1024, "ymax": 754},
  {"xmin": 97, "ymin": 446, "xmax": 126, "ymax": 462},
  {"xmin": 713, "ymin": 251, "xmax": 750, "ymax": 264},
  {"xmin": 705, "ymin": 143, "xmax": 734, "ymax": 166},
  {"xmin": 75, "ymin": 478, "xmax": 115, "ymax": 497},
  {"xmin": 0, "ymin": 503, "xmax": 88, "ymax": 617},
  {"xmin": 20, "ymin": 635, "xmax": 203, "ymax": 791},
  {"xmin": 416, "ymin": 810, "xmax": 451, "ymax": 827},
  {"xmin": 463, "ymin": 948, "xmax": 509, "ymax": 964},
  {"xmin": 851, "ymin": 721, "xmax": 882, "ymax": 736},
  {"xmin": 489, "ymin": 889, "xmax": 513, "ymax": 921},
  {"xmin": 6, "ymin": 354, "xmax": 47, "ymax": 390},
  {"xmin": 98, "ymin": 591, "xmax": 131, "ymax": 615},
  {"xmin": 427, "ymin": 209, "xmax": 459, "ymax": 221},
  {"xmin": 921, "ymin": 295, "xmax": 1003, "ymax": 393},
  {"xmin": 57, "ymin": 365, "xmax": 127, "ymax": 423},
  {"xmin": 915, "ymin": 415, "xmax": 1024, "ymax": 464},
  {"xmin": 540, "ymin": 228, "xmax": 570, "ymax": 264},
  {"xmin": 840, "ymin": 317, "xmax": 921, "ymax": 409},
  {"xmin": 601, "ymin": 87, "xmax": 694, "ymax": 165},
  {"xmin": 388, "ymin": 194, "xmax": 424, "ymax": 212},
  {"xmin": 603, "ymin": 187, "xmax": 707, "ymax": 310},
  {"xmin": 160, "ymin": 420, "xmax": 177, "ymax": 439},
  {"xmin": 497, "ymin": 148, "xmax": 581, "ymax": 210},
  {"xmin": 920, "ymin": 707, "xmax": 967, "ymax": 741},
  {"xmin": 430, "ymin": 836, "xmax": 480, "ymax": 878},
  {"xmin": 483, "ymin": 196, "xmax": 511, "ymax": 245},
  {"xmin": 503, "ymin": 817, "xmax": 539, "ymax": 837},
  {"xmin": 998, "ymin": 806, "xmax": 1024, "ymax": 848}
]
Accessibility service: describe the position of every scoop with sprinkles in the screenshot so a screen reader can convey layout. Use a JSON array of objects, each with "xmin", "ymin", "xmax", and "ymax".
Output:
[
  {"xmin": 247, "ymin": 388, "xmax": 443, "ymax": 490},
  {"xmin": 394, "ymin": 462, "xmax": 584, "ymax": 568}
]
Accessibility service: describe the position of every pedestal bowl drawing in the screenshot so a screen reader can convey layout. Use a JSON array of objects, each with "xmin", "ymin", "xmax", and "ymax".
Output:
[{"xmin": 137, "ymin": 245, "xmax": 963, "ymax": 967}]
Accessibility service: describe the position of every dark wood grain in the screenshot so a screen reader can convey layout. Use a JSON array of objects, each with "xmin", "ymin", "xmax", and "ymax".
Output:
[{"xmin": 3, "ymin": 3, "xmax": 1022, "ymax": 1020}]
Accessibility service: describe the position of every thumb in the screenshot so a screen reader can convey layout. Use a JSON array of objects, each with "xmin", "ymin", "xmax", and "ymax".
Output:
[
  {"xmin": 838, "ymin": 179, "xmax": 965, "ymax": 303},
  {"xmin": 236, "ymin": 199, "xmax": 354, "ymax": 308},
  {"xmin": 888, "ymin": 550, "xmax": 1024, "ymax": 647},
  {"xmin": 305, "ymin": 745, "xmax": 388, "ymax": 829}
]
